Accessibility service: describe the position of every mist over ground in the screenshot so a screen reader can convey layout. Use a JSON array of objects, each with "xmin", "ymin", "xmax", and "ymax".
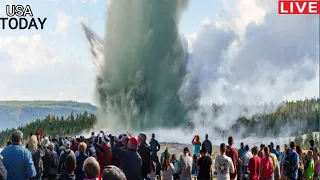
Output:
[{"xmin": 82, "ymin": 0, "xmax": 319, "ymax": 143}]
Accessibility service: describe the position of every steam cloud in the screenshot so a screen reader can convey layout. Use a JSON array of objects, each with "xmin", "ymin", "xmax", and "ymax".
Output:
[
  {"xmin": 93, "ymin": 0, "xmax": 197, "ymax": 131},
  {"xmin": 82, "ymin": 0, "xmax": 319, "ymax": 141}
]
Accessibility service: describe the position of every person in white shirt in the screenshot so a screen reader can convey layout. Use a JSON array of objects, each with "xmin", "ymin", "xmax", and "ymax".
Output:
[
  {"xmin": 162, "ymin": 154, "xmax": 174, "ymax": 180},
  {"xmin": 241, "ymin": 145, "xmax": 253, "ymax": 180},
  {"xmin": 215, "ymin": 143, "xmax": 235, "ymax": 180},
  {"xmin": 179, "ymin": 147, "xmax": 193, "ymax": 180}
]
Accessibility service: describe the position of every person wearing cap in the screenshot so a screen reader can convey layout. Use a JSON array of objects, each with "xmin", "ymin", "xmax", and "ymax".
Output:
[
  {"xmin": 42, "ymin": 137, "xmax": 56, "ymax": 180},
  {"xmin": 1, "ymin": 130, "xmax": 36, "ymax": 180},
  {"xmin": 138, "ymin": 132, "xmax": 152, "ymax": 179},
  {"xmin": 179, "ymin": 147, "xmax": 193, "ymax": 180},
  {"xmin": 94, "ymin": 135, "xmax": 112, "ymax": 173},
  {"xmin": 113, "ymin": 135, "xmax": 142, "ymax": 180},
  {"xmin": 103, "ymin": 165, "xmax": 127, "ymax": 180},
  {"xmin": 86, "ymin": 138, "xmax": 98, "ymax": 159},
  {"xmin": 59, "ymin": 140, "xmax": 74, "ymax": 174}
]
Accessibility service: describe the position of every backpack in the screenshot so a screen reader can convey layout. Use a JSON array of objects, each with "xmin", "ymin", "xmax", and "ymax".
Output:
[
  {"xmin": 283, "ymin": 152, "xmax": 296, "ymax": 179},
  {"xmin": 59, "ymin": 150, "xmax": 71, "ymax": 173},
  {"xmin": 32, "ymin": 150, "xmax": 44, "ymax": 178}
]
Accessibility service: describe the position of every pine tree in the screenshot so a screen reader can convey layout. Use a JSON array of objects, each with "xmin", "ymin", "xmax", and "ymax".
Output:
[
  {"xmin": 304, "ymin": 130, "xmax": 314, "ymax": 149},
  {"xmin": 294, "ymin": 135, "xmax": 304, "ymax": 147}
]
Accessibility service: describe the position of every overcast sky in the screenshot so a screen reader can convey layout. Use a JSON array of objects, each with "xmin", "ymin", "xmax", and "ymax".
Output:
[{"xmin": 0, "ymin": 0, "xmax": 318, "ymax": 105}]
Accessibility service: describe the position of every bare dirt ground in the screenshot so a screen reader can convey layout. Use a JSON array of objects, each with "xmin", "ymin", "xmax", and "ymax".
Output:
[{"xmin": 157, "ymin": 142, "xmax": 220, "ymax": 157}]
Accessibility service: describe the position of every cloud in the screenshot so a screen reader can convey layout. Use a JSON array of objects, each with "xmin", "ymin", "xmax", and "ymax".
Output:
[
  {"xmin": 187, "ymin": 0, "xmax": 319, "ymax": 105},
  {"xmin": 56, "ymin": 12, "xmax": 72, "ymax": 36},
  {"xmin": 0, "ymin": 34, "xmax": 96, "ymax": 104},
  {"xmin": 0, "ymin": 34, "xmax": 60, "ymax": 73}
]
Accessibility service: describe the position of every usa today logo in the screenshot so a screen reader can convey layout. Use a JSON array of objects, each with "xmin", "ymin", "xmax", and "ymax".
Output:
[{"xmin": 0, "ymin": 5, "xmax": 47, "ymax": 30}]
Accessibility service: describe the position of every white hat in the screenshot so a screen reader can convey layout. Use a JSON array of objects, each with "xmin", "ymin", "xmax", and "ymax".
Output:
[
  {"xmin": 64, "ymin": 140, "xmax": 71, "ymax": 148},
  {"xmin": 41, "ymin": 137, "xmax": 50, "ymax": 148}
]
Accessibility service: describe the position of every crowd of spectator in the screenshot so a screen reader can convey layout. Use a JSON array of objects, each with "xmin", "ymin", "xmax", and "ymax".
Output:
[{"xmin": 0, "ymin": 130, "xmax": 318, "ymax": 180}]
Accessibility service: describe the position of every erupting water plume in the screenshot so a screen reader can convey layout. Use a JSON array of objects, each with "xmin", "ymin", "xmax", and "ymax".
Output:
[{"xmin": 83, "ymin": 0, "xmax": 199, "ymax": 131}]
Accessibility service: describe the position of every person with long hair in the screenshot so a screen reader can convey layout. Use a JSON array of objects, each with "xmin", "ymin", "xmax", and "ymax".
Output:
[
  {"xmin": 192, "ymin": 135, "xmax": 201, "ymax": 175},
  {"xmin": 27, "ymin": 135, "xmax": 44, "ymax": 180},
  {"xmin": 260, "ymin": 147, "xmax": 274, "ymax": 180},
  {"xmin": 313, "ymin": 148, "xmax": 320, "ymax": 180},
  {"xmin": 162, "ymin": 154, "xmax": 174, "ymax": 180},
  {"xmin": 179, "ymin": 147, "xmax": 193, "ymax": 180},
  {"xmin": 171, "ymin": 154, "xmax": 180, "ymax": 180}
]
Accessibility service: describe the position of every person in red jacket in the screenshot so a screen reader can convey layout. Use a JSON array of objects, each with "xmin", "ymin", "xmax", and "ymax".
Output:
[{"xmin": 70, "ymin": 139, "xmax": 78, "ymax": 152}]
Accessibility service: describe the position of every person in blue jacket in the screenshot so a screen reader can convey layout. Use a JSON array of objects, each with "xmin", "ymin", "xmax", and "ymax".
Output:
[{"xmin": 1, "ymin": 130, "xmax": 36, "ymax": 180}]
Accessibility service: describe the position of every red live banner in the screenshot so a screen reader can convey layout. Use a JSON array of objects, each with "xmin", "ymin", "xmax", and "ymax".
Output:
[{"xmin": 278, "ymin": 0, "xmax": 320, "ymax": 14}]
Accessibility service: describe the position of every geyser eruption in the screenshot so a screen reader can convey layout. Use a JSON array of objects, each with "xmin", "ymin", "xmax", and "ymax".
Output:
[{"xmin": 84, "ymin": 0, "xmax": 198, "ymax": 131}]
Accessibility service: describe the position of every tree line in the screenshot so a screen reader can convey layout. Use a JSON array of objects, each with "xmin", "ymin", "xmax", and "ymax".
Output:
[
  {"xmin": 0, "ymin": 97, "xmax": 318, "ymax": 145},
  {"xmin": 0, "ymin": 111, "xmax": 97, "ymax": 146},
  {"xmin": 207, "ymin": 97, "xmax": 319, "ymax": 138},
  {"xmin": 294, "ymin": 130, "xmax": 319, "ymax": 150}
]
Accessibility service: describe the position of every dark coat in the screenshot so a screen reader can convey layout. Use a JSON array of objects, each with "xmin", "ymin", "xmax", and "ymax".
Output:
[
  {"xmin": 113, "ymin": 141, "xmax": 142, "ymax": 180},
  {"xmin": 42, "ymin": 147, "xmax": 55, "ymax": 179},
  {"xmin": 57, "ymin": 171, "xmax": 75, "ymax": 180},
  {"xmin": 138, "ymin": 142, "xmax": 151, "ymax": 174},
  {"xmin": 75, "ymin": 153, "xmax": 88, "ymax": 180}
]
